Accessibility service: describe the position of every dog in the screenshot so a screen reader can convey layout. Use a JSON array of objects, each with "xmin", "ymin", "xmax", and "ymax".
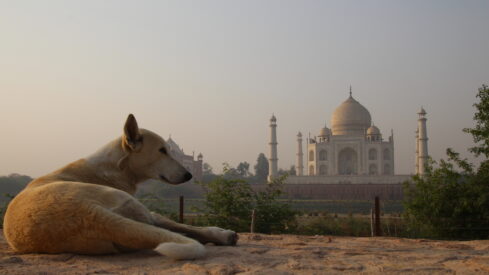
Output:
[{"xmin": 3, "ymin": 114, "xmax": 237, "ymax": 260}]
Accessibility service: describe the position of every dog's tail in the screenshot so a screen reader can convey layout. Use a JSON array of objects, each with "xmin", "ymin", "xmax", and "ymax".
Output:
[{"xmin": 93, "ymin": 205, "xmax": 206, "ymax": 260}]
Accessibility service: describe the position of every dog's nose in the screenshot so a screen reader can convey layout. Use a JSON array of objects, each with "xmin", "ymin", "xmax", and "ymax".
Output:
[{"xmin": 184, "ymin": 172, "xmax": 193, "ymax": 181}]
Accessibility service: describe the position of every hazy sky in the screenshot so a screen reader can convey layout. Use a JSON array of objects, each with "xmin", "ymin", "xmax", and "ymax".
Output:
[{"xmin": 1, "ymin": 0, "xmax": 488, "ymax": 177}]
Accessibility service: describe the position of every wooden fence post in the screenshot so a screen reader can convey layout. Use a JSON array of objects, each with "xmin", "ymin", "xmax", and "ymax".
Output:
[
  {"xmin": 374, "ymin": 196, "xmax": 382, "ymax": 236},
  {"xmin": 179, "ymin": 196, "xmax": 184, "ymax": 223},
  {"xmin": 370, "ymin": 208, "xmax": 374, "ymax": 237},
  {"xmin": 251, "ymin": 209, "xmax": 256, "ymax": 234}
]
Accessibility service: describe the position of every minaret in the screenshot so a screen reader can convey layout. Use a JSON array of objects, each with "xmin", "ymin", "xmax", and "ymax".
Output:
[
  {"xmin": 196, "ymin": 153, "xmax": 203, "ymax": 182},
  {"xmin": 296, "ymin": 132, "xmax": 304, "ymax": 176},
  {"xmin": 417, "ymin": 107, "xmax": 429, "ymax": 175},
  {"xmin": 415, "ymin": 129, "xmax": 419, "ymax": 174},
  {"xmin": 268, "ymin": 114, "xmax": 278, "ymax": 182}
]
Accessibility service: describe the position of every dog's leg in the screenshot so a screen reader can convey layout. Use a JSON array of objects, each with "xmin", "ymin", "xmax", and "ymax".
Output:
[
  {"xmin": 93, "ymin": 206, "xmax": 206, "ymax": 260},
  {"xmin": 150, "ymin": 212, "xmax": 238, "ymax": 246}
]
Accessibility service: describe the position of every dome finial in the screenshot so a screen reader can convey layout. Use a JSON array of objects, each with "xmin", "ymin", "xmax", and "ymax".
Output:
[
  {"xmin": 418, "ymin": 106, "xmax": 427, "ymax": 115},
  {"xmin": 349, "ymin": 85, "xmax": 352, "ymax": 97},
  {"xmin": 270, "ymin": 113, "xmax": 277, "ymax": 122}
]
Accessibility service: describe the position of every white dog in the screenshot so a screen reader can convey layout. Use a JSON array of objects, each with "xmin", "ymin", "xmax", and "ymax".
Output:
[{"xmin": 4, "ymin": 114, "xmax": 237, "ymax": 260}]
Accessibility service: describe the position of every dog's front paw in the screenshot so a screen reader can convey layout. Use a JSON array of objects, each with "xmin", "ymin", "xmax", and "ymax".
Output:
[
  {"xmin": 226, "ymin": 230, "xmax": 238, "ymax": 246},
  {"xmin": 206, "ymin": 227, "xmax": 238, "ymax": 246}
]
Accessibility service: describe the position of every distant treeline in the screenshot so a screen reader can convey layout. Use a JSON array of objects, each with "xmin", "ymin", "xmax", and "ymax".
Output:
[{"xmin": 0, "ymin": 174, "xmax": 32, "ymax": 203}]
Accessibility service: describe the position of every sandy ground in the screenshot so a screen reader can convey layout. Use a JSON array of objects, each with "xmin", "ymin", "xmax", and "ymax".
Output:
[{"xmin": 1, "ymin": 232, "xmax": 489, "ymax": 275}]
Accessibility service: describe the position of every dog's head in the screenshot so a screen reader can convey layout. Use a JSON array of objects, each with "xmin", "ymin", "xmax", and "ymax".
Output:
[{"xmin": 117, "ymin": 114, "xmax": 192, "ymax": 184}]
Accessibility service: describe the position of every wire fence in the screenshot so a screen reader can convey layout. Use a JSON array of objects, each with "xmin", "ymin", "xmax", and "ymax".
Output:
[
  {"xmin": 138, "ymin": 196, "xmax": 489, "ymax": 240},
  {"xmin": 138, "ymin": 197, "xmax": 404, "ymax": 215}
]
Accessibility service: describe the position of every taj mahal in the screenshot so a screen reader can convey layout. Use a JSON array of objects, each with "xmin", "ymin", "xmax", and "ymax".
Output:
[{"xmin": 267, "ymin": 88, "xmax": 429, "ymax": 187}]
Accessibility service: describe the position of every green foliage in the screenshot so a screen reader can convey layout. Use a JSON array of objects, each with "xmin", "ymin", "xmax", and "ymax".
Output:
[
  {"xmin": 136, "ymin": 180, "xmax": 205, "ymax": 199},
  {"xmin": 253, "ymin": 177, "xmax": 297, "ymax": 233},
  {"xmin": 200, "ymin": 162, "xmax": 220, "ymax": 183},
  {"xmin": 278, "ymin": 165, "xmax": 296, "ymax": 177},
  {"xmin": 0, "ymin": 174, "xmax": 31, "ymax": 228},
  {"xmin": 198, "ymin": 176, "xmax": 254, "ymax": 232},
  {"xmin": 0, "ymin": 174, "xmax": 32, "ymax": 203},
  {"xmin": 254, "ymin": 153, "xmax": 269, "ymax": 183},
  {"xmin": 403, "ymin": 84, "xmax": 489, "ymax": 240},
  {"xmin": 219, "ymin": 162, "xmax": 241, "ymax": 180},
  {"xmin": 139, "ymin": 193, "xmax": 178, "ymax": 221},
  {"xmin": 464, "ymin": 84, "xmax": 489, "ymax": 158},
  {"xmin": 197, "ymin": 174, "xmax": 296, "ymax": 233},
  {"xmin": 404, "ymin": 152, "xmax": 489, "ymax": 239},
  {"xmin": 236, "ymin": 162, "xmax": 252, "ymax": 178},
  {"xmin": 202, "ymin": 163, "xmax": 214, "ymax": 176},
  {"xmin": 0, "ymin": 193, "xmax": 14, "ymax": 228}
]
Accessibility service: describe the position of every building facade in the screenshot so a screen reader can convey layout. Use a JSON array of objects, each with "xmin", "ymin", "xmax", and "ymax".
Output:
[
  {"xmin": 267, "ymin": 89, "xmax": 427, "ymax": 185},
  {"xmin": 306, "ymin": 92, "xmax": 395, "ymax": 177},
  {"xmin": 166, "ymin": 137, "xmax": 203, "ymax": 182}
]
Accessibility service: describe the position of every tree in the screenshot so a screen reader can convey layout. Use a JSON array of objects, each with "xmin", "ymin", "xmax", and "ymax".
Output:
[
  {"xmin": 289, "ymin": 165, "xmax": 297, "ymax": 176},
  {"xmin": 278, "ymin": 165, "xmax": 296, "ymax": 177},
  {"xmin": 403, "ymin": 84, "xmax": 489, "ymax": 239},
  {"xmin": 201, "ymin": 162, "xmax": 218, "ymax": 183},
  {"xmin": 254, "ymin": 153, "xmax": 269, "ymax": 183},
  {"xmin": 202, "ymin": 163, "xmax": 214, "ymax": 176},
  {"xmin": 221, "ymin": 162, "xmax": 239, "ymax": 179},
  {"xmin": 464, "ymin": 84, "xmax": 489, "ymax": 158},
  {"xmin": 236, "ymin": 162, "xmax": 251, "ymax": 178}
]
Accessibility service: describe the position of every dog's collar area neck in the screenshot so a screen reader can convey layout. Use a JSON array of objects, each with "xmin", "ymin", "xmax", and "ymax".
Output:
[{"xmin": 84, "ymin": 159, "xmax": 142, "ymax": 195}]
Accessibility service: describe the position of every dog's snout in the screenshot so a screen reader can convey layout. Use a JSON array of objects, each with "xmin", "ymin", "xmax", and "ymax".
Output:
[{"xmin": 184, "ymin": 172, "xmax": 192, "ymax": 182}]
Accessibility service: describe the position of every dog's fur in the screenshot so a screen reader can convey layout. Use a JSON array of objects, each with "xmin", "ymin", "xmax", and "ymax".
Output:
[{"xmin": 3, "ymin": 114, "xmax": 237, "ymax": 260}]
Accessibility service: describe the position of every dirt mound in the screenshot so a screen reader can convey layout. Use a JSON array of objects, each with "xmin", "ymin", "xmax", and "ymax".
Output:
[{"xmin": 1, "ymin": 232, "xmax": 489, "ymax": 274}]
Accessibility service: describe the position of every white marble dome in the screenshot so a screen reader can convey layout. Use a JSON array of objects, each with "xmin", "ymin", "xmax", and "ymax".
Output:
[
  {"xmin": 331, "ymin": 95, "xmax": 372, "ymax": 136},
  {"xmin": 319, "ymin": 125, "xmax": 331, "ymax": 137},
  {"xmin": 367, "ymin": 125, "xmax": 380, "ymax": 135}
]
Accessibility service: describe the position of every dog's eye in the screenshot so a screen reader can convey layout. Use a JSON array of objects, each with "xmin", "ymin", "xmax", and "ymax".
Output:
[{"xmin": 159, "ymin": 147, "xmax": 167, "ymax": 154}]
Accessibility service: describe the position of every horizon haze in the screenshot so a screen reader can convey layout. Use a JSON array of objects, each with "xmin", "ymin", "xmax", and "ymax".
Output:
[{"xmin": 1, "ymin": 1, "xmax": 488, "ymax": 177}]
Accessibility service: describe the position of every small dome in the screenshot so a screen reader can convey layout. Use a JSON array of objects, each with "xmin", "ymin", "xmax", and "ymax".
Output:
[
  {"xmin": 270, "ymin": 114, "xmax": 277, "ymax": 122},
  {"xmin": 367, "ymin": 125, "xmax": 381, "ymax": 135},
  {"xmin": 297, "ymin": 131, "xmax": 302, "ymax": 137},
  {"xmin": 331, "ymin": 95, "xmax": 372, "ymax": 136},
  {"xmin": 319, "ymin": 126, "xmax": 331, "ymax": 137}
]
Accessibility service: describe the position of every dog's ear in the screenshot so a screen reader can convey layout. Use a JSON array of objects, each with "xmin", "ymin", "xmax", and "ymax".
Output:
[{"xmin": 123, "ymin": 114, "xmax": 142, "ymax": 151}]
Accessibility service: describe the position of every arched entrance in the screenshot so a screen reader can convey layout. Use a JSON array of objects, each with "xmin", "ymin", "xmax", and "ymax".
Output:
[{"xmin": 338, "ymin": 147, "xmax": 358, "ymax": 175}]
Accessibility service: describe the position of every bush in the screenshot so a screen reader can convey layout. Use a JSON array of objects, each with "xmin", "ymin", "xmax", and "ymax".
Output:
[
  {"xmin": 197, "ymin": 175, "xmax": 296, "ymax": 233},
  {"xmin": 403, "ymin": 85, "xmax": 489, "ymax": 240},
  {"xmin": 253, "ymin": 177, "xmax": 297, "ymax": 234},
  {"xmin": 139, "ymin": 193, "xmax": 178, "ymax": 221},
  {"xmin": 403, "ymin": 152, "xmax": 489, "ymax": 239},
  {"xmin": 198, "ymin": 177, "xmax": 254, "ymax": 232}
]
